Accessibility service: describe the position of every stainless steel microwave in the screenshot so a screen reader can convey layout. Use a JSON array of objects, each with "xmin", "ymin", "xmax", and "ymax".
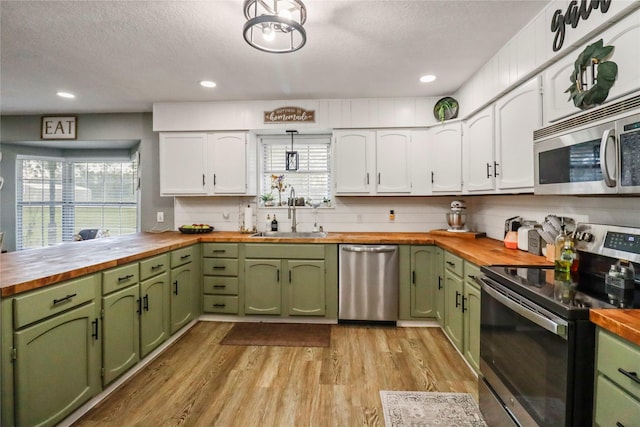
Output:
[{"xmin": 534, "ymin": 111, "xmax": 640, "ymax": 195}]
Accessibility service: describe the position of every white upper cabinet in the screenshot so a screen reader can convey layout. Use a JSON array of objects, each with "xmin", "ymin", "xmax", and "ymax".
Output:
[
  {"xmin": 495, "ymin": 77, "xmax": 541, "ymax": 192},
  {"xmin": 410, "ymin": 129, "xmax": 432, "ymax": 195},
  {"xmin": 463, "ymin": 106, "xmax": 495, "ymax": 193},
  {"xmin": 207, "ymin": 133, "xmax": 247, "ymax": 194},
  {"xmin": 334, "ymin": 129, "xmax": 411, "ymax": 195},
  {"xmin": 543, "ymin": 53, "xmax": 578, "ymax": 123},
  {"xmin": 375, "ymin": 130, "xmax": 411, "ymax": 193},
  {"xmin": 429, "ymin": 122, "xmax": 462, "ymax": 193},
  {"xmin": 333, "ymin": 130, "xmax": 375, "ymax": 194},
  {"xmin": 159, "ymin": 132, "xmax": 250, "ymax": 197},
  {"xmin": 159, "ymin": 133, "xmax": 208, "ymax": 196}
]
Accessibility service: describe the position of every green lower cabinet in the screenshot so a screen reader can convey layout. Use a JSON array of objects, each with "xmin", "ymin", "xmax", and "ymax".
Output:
[
  {"xmin": 140, "ymin": 272, "xmax": 170, "ymax": 357},
  {"xmin": 244, "ymin": 259, "xmax": 282, "ymax": 315},
  {"xmin": 287, "ymin": 260, "xmax": 325, "ymax": 316},
  {"xmin": 463, "ymin": 280, "xmax": 481, "ymax": 373},
  {"xmin": 14, "ymin": 301, "xmax": 101, "ymax": 427},
  {"xmin": 410, "ymin": 246, "xmax": 437, "ymax": 318},
  {"xmin": 434, "ymin": 248, "xmax": 445, "ymax": 325},
  {"xmin": 594, "ymin": 375, "xmax": 640, "ymax": 427},
  {"xmin": 102, "ymin": 285, "xmax": 140, "ymax": 386},
  {"xmin": 443, "ymin": 269, "xmax": 464, "ymax": 351},
  {"xmin": 170, "ymin": 263, "xmax": 194, "ymax": 333}
]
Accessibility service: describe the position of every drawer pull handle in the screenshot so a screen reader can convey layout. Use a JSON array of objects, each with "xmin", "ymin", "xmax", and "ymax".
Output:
[
  {"xmin": 467, "ymin": 274, "xmax": 477, "ymax": 280},
  {"xmin": 616, "ymin": 423, "xmax": 625, "ymax": 427},
  {"xmin": 213, "ymin": 266, "xmax": 226, "ymax": 270},
  {"xmin": 180, "ymin": 254, "xmax": 191, "ymax": 260},
  {"xmin": 446, "ymin": 261, "xmax": 455, "ymax": 267},
  {"xmin": 143, "ymin": 294, "xmax": 149, "ymax": 311},
  {"xmin": 213, "ymin": 285, "xmax": 226, "ymax": 289},
  {"xmin": 213, "ymin": 249, "xmax": 226, "ymax": 253},
  {"xmin": 151, "ymin": 264, "xmax": 164, "ymax": 270},
  {"xmin": 173, "ymin": 280, "xmax": 179, "ymax": 295},
  {"xmin": 618, "ymin": 368, "xmax": 640, "ymax": 385},
  {"xmin": 53, "ymin": 293, "xmax": 77, "ymax": 305},
  {"xmin": 455, "ymin": 291, "xmax": 461, "ymax": 308},
  {"xmin": 118, "ymin": 274, "xmax": 134, "ymax": 282},
  {"xmin": 213, "ymin": 304, "xmax": 226, "ymax": 308},
  {"xmin": 91, "ymin": 318, "xmax": 99, "ymax": 340}
]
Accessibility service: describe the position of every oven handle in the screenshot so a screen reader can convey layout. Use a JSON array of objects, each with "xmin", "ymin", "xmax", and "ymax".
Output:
[{"xmin": 480, "ymin": 277, "xmax": 568, "ymax": 340}]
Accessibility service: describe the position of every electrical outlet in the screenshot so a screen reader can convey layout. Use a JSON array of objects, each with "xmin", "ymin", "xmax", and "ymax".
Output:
[{"xmin": 156, "ymin": 211, "xmax": 164, "ymax": 223}]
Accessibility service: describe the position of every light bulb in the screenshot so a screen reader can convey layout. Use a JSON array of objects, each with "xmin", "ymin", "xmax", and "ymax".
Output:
[{"xmin": 262, "ymin": 24, "xmax": 275, "ymax": 41}]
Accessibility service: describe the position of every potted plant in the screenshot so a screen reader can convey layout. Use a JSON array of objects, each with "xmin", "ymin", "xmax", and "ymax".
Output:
[
  {"xmin": 261, "ymin": 193, "xmax": 274, "ymax": 206},
  {"xmin": 433, "ymin": 97, "xmax": 459, "ymax": 122}
]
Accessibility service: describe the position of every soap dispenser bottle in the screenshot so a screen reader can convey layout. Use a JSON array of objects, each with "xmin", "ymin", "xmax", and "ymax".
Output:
[{"xmin": 271, "ymin": 215, "xmax": 278, "ymax": 231}]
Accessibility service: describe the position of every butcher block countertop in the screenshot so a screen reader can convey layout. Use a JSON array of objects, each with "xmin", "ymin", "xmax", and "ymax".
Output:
[
  {"xmin": 1, "ymin": 230, "xmax": 551, "ymax": 297},
  {"xmin": 590, "ymin": 310, "xmax": 640, "ymax": 347}
]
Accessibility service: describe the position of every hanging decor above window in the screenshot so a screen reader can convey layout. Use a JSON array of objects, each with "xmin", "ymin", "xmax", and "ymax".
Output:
[
  {"xmin": 243, "ymin": 0, "xmax": 307, "ymax": 54},
  {"xmin": 285, "ymin": 130, "xmax": 299, "ymax": 171}
]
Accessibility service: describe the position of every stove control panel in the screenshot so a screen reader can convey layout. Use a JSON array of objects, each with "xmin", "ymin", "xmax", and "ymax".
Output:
[{"xmin": 575, "ymin": 223, "xmax": 640, "ymax": 263}]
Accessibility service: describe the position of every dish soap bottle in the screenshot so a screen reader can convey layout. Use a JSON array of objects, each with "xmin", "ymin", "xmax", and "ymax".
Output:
[
  {"xmin": 266, "ymin": 214, "xmax": 271, "ymax": 231},
  {"xmin": 271, "ymin": 215, "xmax": 278, "ymax": 231}
]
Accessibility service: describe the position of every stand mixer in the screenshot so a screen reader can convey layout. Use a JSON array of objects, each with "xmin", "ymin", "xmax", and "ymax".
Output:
[{"xmin": 446, "ymin": 200, "xmax": 469, "ymax": 232}]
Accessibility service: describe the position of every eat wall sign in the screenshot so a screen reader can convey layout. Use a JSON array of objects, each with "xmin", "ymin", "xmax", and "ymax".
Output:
[{"xmin": 41, "ymin": 116, "xmax": 77, "ymax": 140}]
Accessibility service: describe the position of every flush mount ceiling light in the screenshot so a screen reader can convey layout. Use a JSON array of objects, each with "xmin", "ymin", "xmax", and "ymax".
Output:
[
  {"xmin": 420, "ymin": 75, "xmax": 437, "ymax": 83},
  {"xmin": 56, "ymin": 91, "xmax": 75, "ymax": 98},
  {"xmin": 200, "ymin": 80, "xmax": 217, "ymax": 88},
  {"xmin": 243, "ymin": 0, "xmax": 307, "ymax": 54}
]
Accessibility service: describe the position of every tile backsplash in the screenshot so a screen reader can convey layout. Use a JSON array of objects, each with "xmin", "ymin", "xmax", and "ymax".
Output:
[{"xmin": 173, "ymin": 194, "xmax": 640, "ymax": 241}]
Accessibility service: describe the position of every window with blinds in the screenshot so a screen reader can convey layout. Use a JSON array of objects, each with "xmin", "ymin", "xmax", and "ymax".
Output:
[
  {"xmin": 16, "ymin": 157, "xmax": 138, "ymax": 250},
  {"xmin": 260, "ymin": 135, "xmax": 332, "ymax": 205}
]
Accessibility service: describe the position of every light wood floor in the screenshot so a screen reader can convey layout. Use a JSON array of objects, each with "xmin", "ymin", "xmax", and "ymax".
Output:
[{"xmin": 74, "ymin": 322, "xmax": 477, "ymax": 427}]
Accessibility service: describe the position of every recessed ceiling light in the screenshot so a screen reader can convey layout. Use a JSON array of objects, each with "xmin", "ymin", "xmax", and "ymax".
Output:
[
  {"xmin": 419, "ymin": 75, "xmax": 437, "ymax": 83},
  {"xmin": 200, "ymin": 80, "xmax": 217, "ymax": 88},
  {"xmin": 56, "ymin": 91, "xmax": 75, "ymax": 98}
]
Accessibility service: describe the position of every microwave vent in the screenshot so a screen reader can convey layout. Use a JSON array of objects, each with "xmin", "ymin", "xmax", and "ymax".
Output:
[{"xmin": 534, "ymin": 94, "xmax": 640, "ymax": 141}]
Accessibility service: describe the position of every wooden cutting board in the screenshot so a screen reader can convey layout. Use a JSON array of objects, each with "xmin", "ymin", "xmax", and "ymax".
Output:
[{"xmin": 430, "ymin": 229, "xmax": 487, "ymax": 239}]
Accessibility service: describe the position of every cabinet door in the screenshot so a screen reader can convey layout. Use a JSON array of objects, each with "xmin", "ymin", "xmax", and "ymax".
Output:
[
  {"xmin": 434, "ymin": 248, "xmax": 445, "ymax": 325},
  {"xmin": 463, "ymin": 105, "xmax": 496, "ymax": 192},
  {"xmin": 495, "ymin": 77, "xmax": 541, "ymax": 191},
  {"xmin": 443, "ymin": 270, "xmax": 464, "ymax": 351},
  {"xmin": 159, "ymin": 133, "xmax": 207, "ymax": 196},
  {"xmin": 170, "ymin": 264, "xmax": 193, "ymax": 334},
  {"xmin": 602, "ymin": 12, "xmax": 640, "ymax": 102},
  {"xmin": 14, "ymin": 302, "xmax": 100, "ymax": 427},
  {"xmin": 463, "ymin": 281, "xmax": 481, "ymax": 373},
  {"xmin": 102, "ymin": 285, "xmax": 140, "ymax": 386},
  {"xmin": 244, "ymin": 259, "xmax": 282, "ymax": 315},
  {"xmin": 430, "ymin": 122, "xmax": 462, "ymax": 193},
  {"xmin": 208, "ymin": 132, "xmax": 247, "ymax": 194},
  {"xmin": 140, "ymin": 272, "xmax": 170, "ymax": 358},
  {"xmin": 410, "ymin": 129, "xmax": 432, "ymax": 195},
  {"xmin": 334, "ymin": 130, "xmax": 374, "ymax": 194},
  {"xmin": 410, "ymin": 246, "xmax": 436, "ymax": 318},
  {"xmin": 287, "ymin": 260, "xmax": 325, "ymax": 316},
  {"xmin": 376, "ymin": 130, "xmax": 411, "ymax": 193}
]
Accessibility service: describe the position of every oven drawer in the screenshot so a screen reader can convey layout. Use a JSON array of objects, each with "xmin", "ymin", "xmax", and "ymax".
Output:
[
  {"xmin": 596, "ymin": 328, "xmax": 640, "ymax": 399},
  {"xmin": 594, "ymin": 374, "xmax": 640, "ymax": 427}
]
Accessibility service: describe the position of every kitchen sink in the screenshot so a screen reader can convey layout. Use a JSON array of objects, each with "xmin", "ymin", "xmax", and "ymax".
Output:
[{"xmin": 250, "ymin": 231, "xmax": 327, "ymax": 239}]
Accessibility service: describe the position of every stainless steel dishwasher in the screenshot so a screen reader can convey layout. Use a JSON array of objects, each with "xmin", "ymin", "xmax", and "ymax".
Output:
[{"xmin": 338, "ymin": 244, "xmax": 399, "ymax": 322}]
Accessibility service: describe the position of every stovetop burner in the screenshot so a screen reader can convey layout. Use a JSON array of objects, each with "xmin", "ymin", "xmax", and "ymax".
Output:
[{"xmin": 481, "ymin": 265, "xmax": 639, "ymax": 320}]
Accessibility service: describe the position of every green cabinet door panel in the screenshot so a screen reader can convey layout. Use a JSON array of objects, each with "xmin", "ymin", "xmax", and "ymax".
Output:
[
  {"xmin": 463, "ymin": 281, "xmax": 481, "ymax": 373},
  {"xmin": 170, "ymin": 264, "xmax": 193, "ymax": 334},
  {"xmin": 244, "ymin": 259, "xmax": 281, "ymax": 315},
  {"xmin": 444, "ymin": 270, "xmax": 464, "ymax": 351},
  {"xmin": 14, "ymin": 301, "xmax": 100, "ymax": 427},
  {"xmin": 594, "ymin": 374, "xmax": 640, "ymax": 427},
  {"xmin": 410, "ymin": 246, "xmax": 436, "ymax": 318},
  {"xmin": 140, "ymin": 272, "xmax": 170, "ymax": 357},
  {"xmin": 434, "ymin": 248, "xmax": 445, "ymax": 325},
  {"xmin": 102, "ymin": 285, "xmax": 140, "ymax": 386},
  {"xmin": 287, "ymin": 260, "xmax": 325, "ymax": 316}
]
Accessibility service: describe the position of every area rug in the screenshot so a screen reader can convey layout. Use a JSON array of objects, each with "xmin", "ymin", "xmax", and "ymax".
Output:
[
  {"xmin": 380, "ymin": 391, "xmax": 487, "ymax": 427},
  {"xmin": 219, "ymin": 322, "xmax": 331, "ymax": 347}
]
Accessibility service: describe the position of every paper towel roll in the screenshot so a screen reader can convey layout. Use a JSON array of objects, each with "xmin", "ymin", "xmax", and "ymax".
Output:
[{"xmin": 244, "ymin": 205, "xmax": 253, "ymax": 231}]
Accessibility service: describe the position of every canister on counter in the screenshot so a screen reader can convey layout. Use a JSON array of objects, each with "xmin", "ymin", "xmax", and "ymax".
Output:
[{"xmin": 528, "ymin": 228, "xmax": 542, "ymax": 255}]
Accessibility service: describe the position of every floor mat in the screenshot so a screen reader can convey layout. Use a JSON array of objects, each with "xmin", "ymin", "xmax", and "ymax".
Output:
[{"xmin": 380, "ymin": 391, "xmax": 487, "ymax": 427}]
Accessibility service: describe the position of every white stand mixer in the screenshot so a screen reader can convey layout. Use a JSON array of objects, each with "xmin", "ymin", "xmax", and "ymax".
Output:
[{"xmin": 446, "ymin": 200, "xmax": 469, "ymax": 232}]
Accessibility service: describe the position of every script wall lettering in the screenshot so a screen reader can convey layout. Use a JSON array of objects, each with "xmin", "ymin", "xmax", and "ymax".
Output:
[{"xmin": 550, "ymin": 0, "xmax": 611, "ymax": 52}]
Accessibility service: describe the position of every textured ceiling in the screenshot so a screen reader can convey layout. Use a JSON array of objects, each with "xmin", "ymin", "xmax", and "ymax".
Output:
[{"xmin": 0, "ymin": 0, "xmax": 549, "ymax": 115}]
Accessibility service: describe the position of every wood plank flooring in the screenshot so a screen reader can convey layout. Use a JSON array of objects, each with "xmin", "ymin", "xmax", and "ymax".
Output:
[{"xmin": 73, "ymin": 322, "xmax": 477, "ymax": 427}]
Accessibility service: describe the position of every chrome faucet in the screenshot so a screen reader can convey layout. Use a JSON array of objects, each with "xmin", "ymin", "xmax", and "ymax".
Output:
[{"xmin": 288, "ymin": 186, "xmax": 297, "ymax": 232}]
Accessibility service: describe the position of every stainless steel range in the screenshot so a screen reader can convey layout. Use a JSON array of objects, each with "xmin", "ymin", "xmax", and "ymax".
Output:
[{"xmin": 477, "ymin": 223, "xmax": 640, "ymax": 427}]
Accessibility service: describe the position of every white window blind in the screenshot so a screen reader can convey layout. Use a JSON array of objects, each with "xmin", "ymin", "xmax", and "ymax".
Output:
[
  {"xmin": 16, "ymin": 157, "xmax": 138, "ymax": 250},
  {"xmin": 260, "ymin": 136, "xmax": 332, "ymax": 205}
]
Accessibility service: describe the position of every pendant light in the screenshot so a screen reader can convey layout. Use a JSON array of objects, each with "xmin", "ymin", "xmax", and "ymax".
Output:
[
  {"xmin": 243, "ymin": 0, "xmax": 307, "ymax": 54},
  {"xmin": 285, "ymin": 129, "xmax": 299, "ymax": 171}
]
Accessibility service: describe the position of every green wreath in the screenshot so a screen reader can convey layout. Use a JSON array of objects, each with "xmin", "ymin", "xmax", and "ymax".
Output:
[{"xmin": 565, "ymin": 38, "xmax": 617, "ymax": 110}]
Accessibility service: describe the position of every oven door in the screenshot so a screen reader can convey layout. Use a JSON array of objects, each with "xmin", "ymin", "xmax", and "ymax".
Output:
[
  {"xmin": 479, "ymin": 276, "xmax": 570, "ymax": 427},
  {"xmin": 534, "ymin": 119, "xmax": 617, "ymax": 195}
]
